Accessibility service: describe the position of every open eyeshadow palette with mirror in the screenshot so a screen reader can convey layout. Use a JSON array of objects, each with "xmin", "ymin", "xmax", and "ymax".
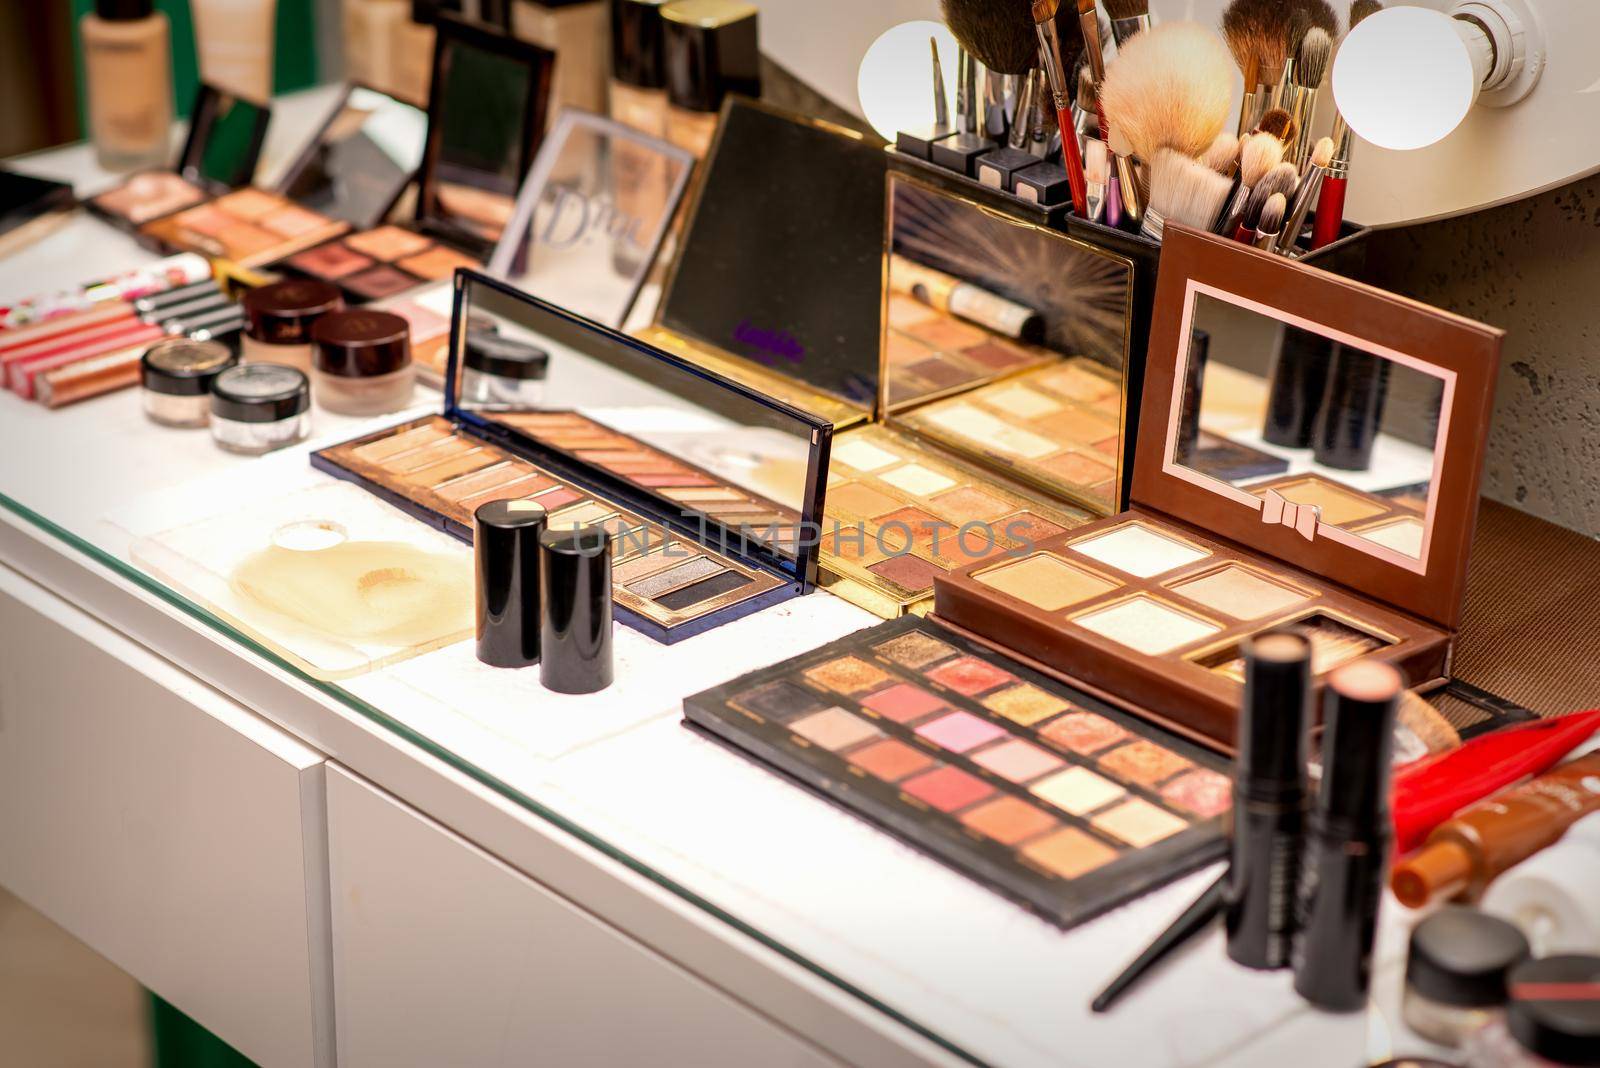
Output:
[
  {"xmin": 313, "ymin": 271, "xmax": 829, "ymax": 642},
  {"xmin": 274, "ymin": 14, "xmax": 555, "ymax": 302},
  {"xmin": 935, "ymin": 225, "xmax": 1504, "ymax": 750},
  {"xmin": 683, "ymin": 616, "xmax": 1230, "ymax": 929}
]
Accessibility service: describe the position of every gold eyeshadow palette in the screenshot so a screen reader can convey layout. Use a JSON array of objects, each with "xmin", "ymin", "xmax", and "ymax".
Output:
[
  {"xmin": 313, "ymin": 271, "xmax": 829, "ymax": 642},
  {"xmin": 683, "ymin": 616, "xmax": 1230, "ymax": 929},
  {"xmin": 818, "ymin": 424, "xmax": 1093, "ymax": 618},
  {"xmin": 936, "ymin": 226, "xmax": 1504, "ymax": 750}
]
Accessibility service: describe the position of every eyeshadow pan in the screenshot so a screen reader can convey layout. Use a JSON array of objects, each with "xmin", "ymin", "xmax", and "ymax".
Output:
[
  {"xmin": 982, "ymin": 684, "xmax": 1072, "ymax": 726},
  {"xmin": 345, "ymin": 225, "xmax": 432, "ymax": 259},
  {"xmin": 1037, "ymin": 363, "xmax": 1120, "ymax": 403},
  {"xmin": 1356, "ymin": 516, "xmax": 1425, "ymax": 556},
  {"xmin": 1098, "ymin": 740, "xmax": 1192, "ymax": 786},
  {"xmin": 960, "ymin": 796, "xmax": 1058, "ymax": 845},
  {"xmin": 212, "ymin": 187, "xmax": 280, "ymax": 220},
  {"xmin": 288, "ymin": 241, "xmax": 374, "ymax": 280},
  {"xmin": 530, "ymin": 487, "xmax": 581, "ymax": 510},
  {"xmin": 1074, "ymin": 596, "xmax": 1220, "ymax": 655},
  {"xmin": 436, "ymin": 464, "xmax": 539, "ymax": 503},
  {"xmin": 880, "ymin": 463, "xmax": 956, "ymax": 497},
  {"xmin": 261, "ymin": 204, "xmax": 333, "ymax": 238},
  {"xmin": 344, "ymin": 264, "xmax": 420, "ymax": 300},
  {"xmin": 987, "ymin": 384, "xmax": 1063, "ymax": 419},
  {"xmin": 866, "ymin": 554, "xmax": 943, "ymax": 592},
  {"xmin": 828, "ymin": 482, "xmax": 903, "ymax": 518},
  {"xmin": 1039, "ymin": 712, "xmax": 1129, "ymax": 755},
  {"xmin": 915, "ymin": 710, "xmax": 1006, "ymax": 753},
  {"xmin": 974, "ymin": 553, "xmax": 1116, "ymax": 612},
  {"xmin": 1030, "ymin": 766, "xmax": 1125, "ymax": 815},
  {"xmin": 926, "ymin": 656, "xmax": 1015, "ymax": 696},
  {"xmin": 1093, "ymin": 798, "xmax": 1188, "ymax": 847},
  {"xmin": 1172, "ymin": 564, "xmax": 1309, "ymax": 620},
  {"xmin": 1073, "ymin": 523, "xmax": 1209, "ymax": 578},
  {"xmin": 734, "ymin": 679, "xmax": 826, "ymax": 721},
  {"xmin": 611, "ymin": 549, "xmax": 688, "ymax": 585},
  {"xmin": 831, "ymin": 438, "xmax": 901, "ymax": 472},
  {"xmin": 930, "ymin": 485, "xmax": 1012, "ymax": 522},
  {"xmin": 1272, "ymin": 478, "xmax": 1386, "ymax": 526},
  {"xmin": 872, "ymin": 631, "xmax": 957, "ymax": 669},
  {"xmin": 1161, "ymin": 769, "xmax": 1232, "ymax": 818},
  {"xmin": 352, "ymin": 423, "xmax": 447, "ymax": 462},
  {"xmin": 999, "ymin": 512, "xmax": 1069, "ymax": 545},
  {"xmin": 859, "ymin": 682, "xmax": 950, "ymax": 723},
  {"xmin": 904, "ymin": 356, "xmax": 976, "ymax": 390},
  {"xmin": 547, "ymin": 501, "xmax": 616, "ymax": 529},
  {"xmin": 972, "ymin": 739, "xmax": 1063, "ymax": 783},
  {"xmin": 901, "ymin": 765, "xmax": 994, "ymax": 813},
  {"xmin": 655, "ymin": 570, "xmax": 752, "ymax": 610},
  {"xmin": 1021, "ymin": 827, "xmax": 1118, "ymax": 879},
  {"xmin": 626, "ymin": 555, "xmax": 721, "ymax": 599},
  {"xmin": 790, "ymin": 708, "xmax": 883, "ymax": 752},
  {"xmin": 804, "ymin": 656, "xmax": 894, "ymax": 696},
  {"xmin": 1040, "ymin": 452, "xmax": 1116, "ymax": 487},
  {"xmin": 961, "ymin": 338, "xmax": 1032, "ymax": 370},
  {"xmin": 848, "ymin": 738, "xmax": 935, "ymax": 782}
]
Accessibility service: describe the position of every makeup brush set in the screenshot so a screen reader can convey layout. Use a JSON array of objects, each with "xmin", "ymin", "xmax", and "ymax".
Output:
[{"xmin": 898, "ymin": 0, "xmax": 1378, "ymax": 257}]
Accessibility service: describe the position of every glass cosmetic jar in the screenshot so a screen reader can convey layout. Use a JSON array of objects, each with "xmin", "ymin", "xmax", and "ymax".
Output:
[
  {"xmin": 458, "ymin": 330, "xmax": 549, "ymax": 409},
  {"xmin": 241, "ymin": 280, "xmax": 342, "ymax": 371},
  {"xmin": 140, "ymin": 337, "xmax": 236, "ymax": 427},
  {"xmin": 310, "ymin": 309, "xmax": 415, "ymax": 415},
  {"xmin": 210, "ymin": 363, "xmax": 311, "ymax": 454}
]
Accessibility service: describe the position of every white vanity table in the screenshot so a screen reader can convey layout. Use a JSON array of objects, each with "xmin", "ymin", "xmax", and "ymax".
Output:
[{"xmin": 0, "ymin": 89, "xmax": 1441, "ymax": 1068}]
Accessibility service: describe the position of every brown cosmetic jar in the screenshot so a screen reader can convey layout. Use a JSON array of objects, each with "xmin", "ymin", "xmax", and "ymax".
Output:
[
  {"xmin": 310, "ymin": 309, "xmax": 415, "ymax": 415},
  {"xmin": 242, "ymin": 280, "xmax": 343, "ymax": 372}
]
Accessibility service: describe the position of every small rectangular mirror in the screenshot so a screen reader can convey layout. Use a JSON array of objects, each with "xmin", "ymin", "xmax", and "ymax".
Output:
[{"xmin": 279, "ymin": 86, "xmax": 428, "ymax": 230}]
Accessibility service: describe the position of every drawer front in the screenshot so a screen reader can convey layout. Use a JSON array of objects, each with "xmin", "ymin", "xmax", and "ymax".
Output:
[
  {"xmin": 326, "ymin": 764, "xmax": 842, "ymax": 1068},
  {"xmin": 0, "ymin": 563, "xmax": 333, "ymax": 1068}
]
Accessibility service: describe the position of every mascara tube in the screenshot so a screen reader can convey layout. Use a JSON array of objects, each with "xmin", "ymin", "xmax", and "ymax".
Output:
[
  {"xmin": 1293, "ymin": 659, "xmax": 1402, "ymax": 1012},
  {"xmin": 1226, "ymin": 630, "xmax": 1312, "ymax": 970}
]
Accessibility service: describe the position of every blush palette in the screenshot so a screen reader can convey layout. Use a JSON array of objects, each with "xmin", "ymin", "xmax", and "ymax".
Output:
[
  {"xmin": 138, "ymin": 187, "xmax": 349, "ymax": 267},
  {"xmin": 279, "ymin": 225, "xmax": 481, "ymax": 303},
  {"xmin": 683, "ymin": 616, "xmax": 1229, "ymax": 928}
]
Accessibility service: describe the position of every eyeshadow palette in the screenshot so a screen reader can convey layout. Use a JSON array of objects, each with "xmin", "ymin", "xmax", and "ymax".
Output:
[
  {"xmin": 313, "ymin": 270, "xmax": 829, "ymax": 642},
  {"xmin": 683, "ymin": 616, "xmax": 1229, "ymax": 929},
  {"xmin": 138, "ymin": 187, "xmax": 349, "ymax": 267},
  {"xmin": 315, "ymin": 414, "xmax": 785, "ymax": 635},
  {"xmin": 279, "ymin": 224, "xmax": 480, "ymax": 302},
  {"xmin": 819, "ymin": 424, "xmax": 1093, "ymax": 618},
  {"xmin": 934, "ymin": 226, "xmax": 1504, "ymax": 750}
]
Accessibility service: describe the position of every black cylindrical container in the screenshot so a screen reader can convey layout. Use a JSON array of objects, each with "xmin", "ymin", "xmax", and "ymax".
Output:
[
  {"xmin": 1292, "ymin": 659, "xmax": 1401, "ymax": 1012},
  {"xmin": 1312, "ymin": 344, "xmax": 1391, "ymax": 471},
  {"xmin": 1504, "ymin": 955, "xmax": 1600, "ymax": 1065},
  {"xmin": 1176, "ymin": 328, "xmax": 1211, "ymax": 464},
  {"xmin": 474, "ymin": 500, "xmax": 547, "ymax": 669},
  {"xmin": 1226, "ymin": 630, "xmax": 1311, "ymax": 970},
  {"xmin": 1262, "ymin": 326, "xmax": 1335, "ymax": 449},
  {"xmin": 539, "ymin": 525, "xmax": 613, "ymax": 694}
]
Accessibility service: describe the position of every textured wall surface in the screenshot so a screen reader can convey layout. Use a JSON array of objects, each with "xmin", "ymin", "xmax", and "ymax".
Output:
[{"xmin": 1342, "ymin": 176, "xmax": 1600, "ymax": 539}]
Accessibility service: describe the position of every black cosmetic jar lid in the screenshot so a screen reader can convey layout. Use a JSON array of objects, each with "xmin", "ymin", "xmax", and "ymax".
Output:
[
  {"xmin": 1507, "ymin": 955, "xmax": 1600, "ymax": 1066},
  {"xmin": 210, "ymin": 363, "xmax": 311, "ymax": 423},
  {"xmin": 1407, "ymin": 907, "xmax": 1531, "ymax": 1007},
  {"xmin": 141, "ymin": 338, "xmax": 236, "ymax": 396},
  {"xmin": 312, "ymin": 309, "xmax": 411, "ymax": 377}
]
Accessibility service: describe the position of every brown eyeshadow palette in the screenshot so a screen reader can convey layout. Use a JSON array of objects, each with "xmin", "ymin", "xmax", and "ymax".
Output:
[
  {"xmin": 819, "ymin": 424, "xmax": 1093, "ymax": 618},
  {"xmin": 277, "ymin": 224, "xmax": 482, "ymax": 303},
  {"xmin": 683, "ymin": 616, "xmax": 1230, "ymax": 929},
  {"xmin": 137, "ymin": 187, "xmax": 350, "ymax": 268},
  {"xmin": 313, "ymin": 414, "xmax": 785, "ymax": 641},
  {"xmin": 891, "ymin": 357, "xmax": 1128, "ymax": 514},
  {"xmin": 934, "ymin": 509, "xmax": 1447, "ymax": 750},
  {"xmin": 882, "ymin": 295, "xmax": 1057, "ymax": 407},
  {"xmin": 493, "ymin": 411, "xmax": 803, "ymax": 555}
]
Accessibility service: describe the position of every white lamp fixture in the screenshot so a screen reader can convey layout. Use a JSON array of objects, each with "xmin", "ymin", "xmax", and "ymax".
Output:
[
  {"xmin": 856, "ymin": 21, "xmax": 961, "ymax": 143},
  {"xmin": 1331, "ymin": 0, "xmax": 1545, "ymax": 151}
]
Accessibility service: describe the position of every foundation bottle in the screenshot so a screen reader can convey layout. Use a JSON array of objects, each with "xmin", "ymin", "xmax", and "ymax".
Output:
[
  {"xmin": 512, "ymin": 0, "xmax": 608, "ymax": 122},
  {"xmin": 343, "ymin": 0, "xmax": 409, "ymax": 94},
  {"xmin": 81, "ymin": 0, "xmax": 174, "ymax": 172},
  {"xmin": 609, "ymin": 0, "xmax": 669, "ymax": 137},
  {"xmin": 661, "ymin": 0, "xmax": 760, "ymax": 160}
]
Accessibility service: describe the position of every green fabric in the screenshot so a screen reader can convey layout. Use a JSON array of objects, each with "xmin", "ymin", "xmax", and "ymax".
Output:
[
  {"xmin": 148, "ymin": 993, "xmax": 258, "ymax": 1068},
  {"xmin": 71, "ymin": 0, "xmax": 319, "ymax": 122}
]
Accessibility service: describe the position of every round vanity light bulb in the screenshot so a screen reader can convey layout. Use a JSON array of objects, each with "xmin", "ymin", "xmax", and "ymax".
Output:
[
  {"xmin": 1332, "ymin": 6, "xmax": 1480, "ymax": 151},
  {"xmin": 857, "ymin": 21, "xmax": 960, "ymax": 143}
]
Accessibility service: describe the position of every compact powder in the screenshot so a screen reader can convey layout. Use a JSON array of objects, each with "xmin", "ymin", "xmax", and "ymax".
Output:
[
  {"xmin": 832, "ymin": 438, "xmax": 901, "ymax": 471},
  {"xmin": 1074, "ymin": 596, "xmax": 1220, "ymax": 655},
  {"xmin": 1093, "ymin": 798, "xmax": 1187, "ymax": 847},
  {"xmin": 881, "ymin": 464, "xmax": 956, "ymax": 496},
  {"xmin": 848, "ymin": 738, "xmax": 934, "ymax": 781},
  {"xmin": 790, "ymin": 707, "xmax": 882, "ymax": 751},
  {"xmin": 960, "ymin": 796, "xmax": 1059, "ymax": 845},
  {"xmin": 829, "ymin": 482, "xmax": 903, "ymax": 518},
  {"xmin": 1073, "ymin": 523, "xmax": 1209, "ymax": 578},
  {"xmin": 975, "ymin": 553, "xmax": 1116, "ymax": 612},
  {"xmin": 1021, "ymin": 827, "xmax": 1117, "ymax": 879},
  {"xmin": 1271, "ymin": 479, "xmax": 1387, "ymax": 526},
  {"xmin": 914, "ymin": 710, "xmax": 1006, "ymax": 753},
  {"xmin": 1356, "ymin": 516, "xmax": 1425, "ymax": 557},
  {"xmin": 987, "ymin": 384, "xmax": 1063, "ymax": 419},
  {"xmin": 982, "ymin": 684, "xmax": 1072, "ymax": 726},
  {"xmin": 1039, "ymin": 712, "xmax": 1129, "ymax": 755},
  {"xmin": 1173, "ymin": 564, "xmax": 1310, "ymax": 620},
  {"xmin": 1030, "ymin": 766, "xmax": 1126, "ymax": 815},
  {"xmin": 972, "ymin": 738, "xmax": 1063, "ymax": 783}
]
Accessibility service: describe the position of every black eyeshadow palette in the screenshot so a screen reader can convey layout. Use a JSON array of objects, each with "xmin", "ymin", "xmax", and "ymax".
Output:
[{"xmin": 683, "ymin": 616, "xmax": 1230, "ymax": 929}]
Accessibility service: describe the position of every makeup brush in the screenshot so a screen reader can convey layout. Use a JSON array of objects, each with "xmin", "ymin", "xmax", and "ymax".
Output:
[
  {"xmin": 1074, "ymin": 64, "xmax": 1099, "ymax": 146},
  {"xmin": 1312, "ymin": 0, "xmax": 1381, "ymax": 249},
  {"xmin": 1142, "ymin": 149, "xmax": 1233, "ymax": 241},
  {"xmin": 1029, "ymin": 0, "xmax": 1091, "ymax": 214},
  {"xmin": 1100, "ymin": 21, "xmax": 1233, "ymax": 161},
  {"xmin": 1075, "ymin": 0, "xmax": 1110, "ymax": 118},
  {"xmin": 1281, "ymin": 135, "xmax": 1334, "ymax": 254},
  {"xmin": 1008, "ymin": 69, "xmax": 1041, "ymax": 151},
  {"xmin": 1201, "ymin": 132, "xmax": 1240, "ymax": 176},
  {"xmin": 1253, "ymin": 192, "xmax": 1287, "ymax": 252},
  {"xmin": 1254, "ymin": 107, "xmax": 1294, "ymax": 145},
  {"xmin": 1107, "ymin": 123, "xmax": 1138, "ymax": 227},
  {"xmin": 931, "ymin": 37, "xmax": 950, "ymax": 129},
  {"xmin": 1085, "ymin": 137, "xmax": 1110, "ymax": 222},
  {"xmin": 1216, "ymin": 131, "xmax": 1284, "ymax": 235},
  {"xmin": 1100, "ymin": 0, "xmax": 1151, "ymax": 48},
  {"xmin": 1092, "ymin": 872, "xmax": 1228, "ymax": 1012},
  {"xmin": 1221, "ymin": 0, "xmax": 1283, "ymax": 136},
  {"xmin": 1288, "ymin": 29, "xmax": 1331, "ymax": 163},
  {"xmin": 1236, "ymin": 161, "xmax": 1298, "ymax": 241}
]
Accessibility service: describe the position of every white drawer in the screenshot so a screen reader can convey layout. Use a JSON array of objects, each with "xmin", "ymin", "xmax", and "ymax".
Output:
[
  {"xmin": 0, "ymin": 562, "xmax": 333, "ymax": 1068},
  {"xmin": 326, "ymin": 764, "xmax": 843, "ymax": 1068}
]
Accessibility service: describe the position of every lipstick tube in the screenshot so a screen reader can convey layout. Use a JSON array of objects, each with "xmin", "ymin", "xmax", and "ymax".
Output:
[{"xmin": 1227, "ymin": 631, "xmax": 1312, "ymax": 970}]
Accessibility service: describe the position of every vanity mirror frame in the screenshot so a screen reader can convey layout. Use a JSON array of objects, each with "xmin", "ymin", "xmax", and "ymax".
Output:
[{"xmin": 1135, "ymin": 225, "xmax": 1502, "ymax": 631}]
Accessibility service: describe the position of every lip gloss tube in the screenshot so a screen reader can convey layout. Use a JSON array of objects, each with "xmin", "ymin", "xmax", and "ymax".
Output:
[
  {"xmin": 1227, "ymin": 630, "xmax": 1313, "ymax": 970},
  {"xmin": 1293, "ymin": 659, "xmax": 1402, "ymax": 1012}
]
